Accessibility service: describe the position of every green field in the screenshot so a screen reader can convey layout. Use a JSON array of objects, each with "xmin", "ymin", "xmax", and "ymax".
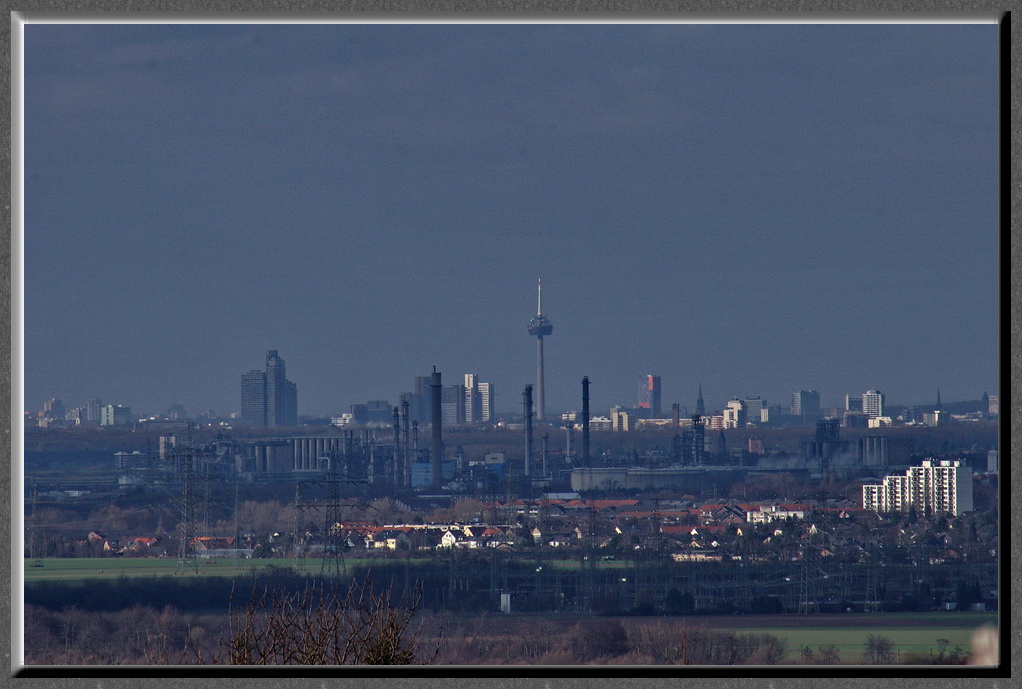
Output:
[
  {"xmin": 693, "ymin": 612, "xmax": 997, "ymax": 663},
  {"xmin": 21, "ymin": 557, "xmax": 410, "ymax": 582},
  {"xmin": 22, "ymin": 556, "xmax": 633, "ymax": 581},
  {"xmin": 741, "ymin": 625, "xmax": 984, "ymax": 662}
]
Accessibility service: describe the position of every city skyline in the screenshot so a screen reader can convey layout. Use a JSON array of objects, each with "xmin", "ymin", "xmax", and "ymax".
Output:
[{"xmin": 22, "ymin": 20, "xmax": 1000, "ymax": 418}]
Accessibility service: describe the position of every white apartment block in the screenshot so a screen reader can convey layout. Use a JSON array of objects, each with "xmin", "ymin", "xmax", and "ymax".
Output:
[
  {"xmin": 862, "ymin": 459, "xmax": 973, "ymax": 516},
  {"xmin": 723, "ymin": 399, "xmax": 745, "ymax": 429},
  {"xmin": 862, "ymin": 390, "xmax": 885, "ymax": 419},
  {"xmin": 478, "ymin": 382, "xmax": 493, "ymax": 422}
]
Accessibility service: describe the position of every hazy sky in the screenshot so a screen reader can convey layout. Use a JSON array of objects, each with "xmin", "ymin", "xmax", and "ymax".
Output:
[{"xmin": 22, "ymin": 20, "xmax": 1000, "ymax": 418}]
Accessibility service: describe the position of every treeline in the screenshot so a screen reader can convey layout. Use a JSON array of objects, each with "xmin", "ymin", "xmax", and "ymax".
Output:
[
  {"xmin": 25, "ymin": 603, "xmax": 973, "ymax": 666},
  {"xmin": 24, "ymin": 604, "xmax": 796, "ymax": 665},
  {"xmin": 25, "ymin": 555, "xmax": 996, "ymax": 618},
  {"xmin": 428, "ymin": 617, "xmax": 792, "ymax": 665}
]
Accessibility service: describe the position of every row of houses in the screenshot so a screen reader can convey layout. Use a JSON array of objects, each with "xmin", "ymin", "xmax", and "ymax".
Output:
[{"xmin": 480, "ymin": 497, "xmax": 826, "ymax": 525}]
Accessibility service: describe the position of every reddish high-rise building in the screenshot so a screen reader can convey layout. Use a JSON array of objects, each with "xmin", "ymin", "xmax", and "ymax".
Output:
[{"xmin": 638, "ymin": 374, "xmax": 662, "ymax": 418}]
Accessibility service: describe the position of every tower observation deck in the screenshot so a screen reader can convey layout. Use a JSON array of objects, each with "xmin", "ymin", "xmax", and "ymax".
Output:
[{"xmin": 527, "ymin": 279, "xmax": 553, "ymax": 421}]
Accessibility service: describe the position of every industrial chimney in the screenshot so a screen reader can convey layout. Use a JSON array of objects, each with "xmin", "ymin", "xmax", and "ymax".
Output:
[
  {"xmin": 392, "ymin": 406, "xmax": 401, "ymax": 486},
  {"xmin": 523, "ymin": 384, "xmax": 534, "ymax": 478},
  {"xmin": 431, "ymin": 367, "xmax": 443, "ymax": 489},
  {"xmin": 582, "ymin": 376, "xmax": 590, "ymax": 467}
]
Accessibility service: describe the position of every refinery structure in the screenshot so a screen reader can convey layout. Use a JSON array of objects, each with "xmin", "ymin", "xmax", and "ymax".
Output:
[{"xmin": 40, "ymin": 281, "xmax": 997, "ymax": 507}]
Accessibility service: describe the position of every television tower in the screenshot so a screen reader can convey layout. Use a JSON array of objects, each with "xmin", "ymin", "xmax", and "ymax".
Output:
[{"xmin": 527, "ymin": 278, "xmax": 554, "ymax": 421}]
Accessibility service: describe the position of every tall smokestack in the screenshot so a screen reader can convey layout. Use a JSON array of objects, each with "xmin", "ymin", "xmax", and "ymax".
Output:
[
  {"xmin": 410, "ymin": 421, "xmax": 419, "ymax": 487},
  {"xmin": 672, "ymin": 402, "xmax": 680, "ymax": 428},
  {"xmin": 401, "ymin": 399, "xmax": 410, "ymax": 487},
  {"xmin": 431, "ymin": 367, "xmax": 443, "ymax": 489},
  {"xmin": 392, "ymin": 406, "xmax": 401, "ymax": 485},
  {"xmin": 523, "ymin": 385, "xmax": 534, "ymax": 478},
  {"xmin": 582, "ymin": 376, "xmax": 590, "ymax": 467}
]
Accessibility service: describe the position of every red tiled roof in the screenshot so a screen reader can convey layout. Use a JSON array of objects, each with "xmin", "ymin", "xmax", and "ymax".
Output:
[{"xmin": 620, "ymin": 510, "xmax": 692, "ymax": 520}]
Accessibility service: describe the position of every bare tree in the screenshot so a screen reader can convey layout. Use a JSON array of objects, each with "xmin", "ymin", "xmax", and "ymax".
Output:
[
  {"xmin": 816, "ymin": 644, "xmax": 841, "ymax": 665},
  {"xmin": 863, "ymin": 633, "xmax": 897, "ymax": 664},
  {"xmin": 205, "ymin": 576, "xmax": 438, "ymax": 665}
]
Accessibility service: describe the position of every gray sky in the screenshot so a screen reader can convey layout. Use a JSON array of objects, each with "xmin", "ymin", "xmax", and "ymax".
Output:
[{"xmin": 23, "ymin": 21, "xmax": 1000, "ymax": 418}]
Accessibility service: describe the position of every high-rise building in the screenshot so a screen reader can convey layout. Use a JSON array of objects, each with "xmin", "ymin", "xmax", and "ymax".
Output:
[
  {"xmin": 637, "ymin": 375, "xmax": 662, "ymax": 418},
  {"xmin": 442, "ymin": 384, "xmax": 466, "ymax": 427},
  {"xmin": 100, "ymin": 404, "xmax": 132, "ymax": 426},
  {"xmin": 463, "ymin": 375, "xmax": 495, "ymax": 423},
  {"xmin": 791, "ymin": 390, "xmax": 821, "ymax": 426},
  {"xmin": 159, "ymin": 434, "xmax": 178, "ymax": 460},
  {"xmin": 743, "ymin": 396, "xmax": 767, "ymax": 424},
  {"xmin": 862, "ymin": 459, "xmax": 973, "ymax": 516},
  {"xmin": 84, "ymin": 398, "xmax": 104, "ymax": 425},
  {"xmin": 862, "ymin": 389, "xmax": 885, "ymax": 419},
  {"xmin": 723, "ymin": 398, "xmax": 746, "ymax": 429},
  {"xmin": 478, "ymin": 382, "xmax": 494, "ymax": 422},
  {"xmin": 844, "ymin": 394, "xmax": 863, "ymax": 412},
  {"xmin": 464, "ymin": 374, "xmax": 480, "ymax": 423},
  {"xmin": 240, "ymin": 350, "xmax": 298, "ymax": 427},
  {"xmin": 42, "ymin": 398, "xmax": 65, "ymax": 421},
  {"xmin": 241, "ymin": 370, "xmax": 267, "ymax": 426}
]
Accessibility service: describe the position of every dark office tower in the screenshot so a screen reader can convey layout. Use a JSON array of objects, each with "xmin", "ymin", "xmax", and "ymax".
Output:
[
  {"xmin": 692, "ymin": 416, "xmax": 705, "ymax": 464},
  {"xmin": 265, "ymin": 350, "xmax": 286, "ymax": 424},
  {"xmin": 791, "ymin": 390, "xmax": 822, "ymax": 427},
  {"xmin": 581, "ymin": 377, "xmax": 591, "ymax": 467},
  {"xmin": 42, "ymin": 398, "xmax": 65, "ymax": 421},
  {"xmin": 414, "ymin": 375, "xmax": 432, "ymax": 422},
  {"xmin": 527, "ymin": 278, "xmax": 554, "ymax": 421},
  {"xmin": 638, "ymin": 375, "xmax": 662, "ymax": 418},
  {"xmin": 430, "ymin": 367, "xmax": 443, "ymax": 489},
  {"xmin": 240, "ymin": 350, "xmax": 298, "ymax": 427},
  {"xmin": 816, "ymin": 418, "xmax": 840, "ymax": 443},
  {"xmin": 523, "ymin": 385, "xmax": 534, "ymax": 478},
  {"xmin": 85, "ymin": 398, "xmax": 103, "ymax": 425},
  {"xmin": 284, "ymin": 380, "xmax": 298, "ymax": 426},
  {"xmin": 241, "ymin": 370, "xmax": 268, "ymax": 426},
  {"xmin": 442, "ymin": 384, "xmax": 466, "ymax": 426},
  {"xmin": 672, "ymin": 403, "xmax": 681, "ymax": 427},
  {"xmin": 695, "ymin": 384, "xmax": 705, "ymax": 417}
]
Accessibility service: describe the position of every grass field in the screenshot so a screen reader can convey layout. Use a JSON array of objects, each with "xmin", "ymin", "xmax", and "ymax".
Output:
[
  {"xmin": 22, "ymin": 556, "xmax": 639, "ymax": 581},
  {"xmin": 21, "ymin": 557, "xmax": 403, "ymax": 582},
  {"xmin": 713, "ymin": 613, "xmax": 996, "ymax": 663}
]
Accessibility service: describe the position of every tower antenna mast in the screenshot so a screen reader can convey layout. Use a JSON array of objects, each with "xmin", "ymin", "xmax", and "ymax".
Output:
[{"xmin": 527, "ymin": 278, "xmax": 554, "ymax": 421}]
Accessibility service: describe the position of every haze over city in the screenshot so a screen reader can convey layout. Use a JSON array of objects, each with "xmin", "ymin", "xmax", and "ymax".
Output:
[{"xmin": 23, "ymin": 21, "xmax": 999, "ymax": 418}]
